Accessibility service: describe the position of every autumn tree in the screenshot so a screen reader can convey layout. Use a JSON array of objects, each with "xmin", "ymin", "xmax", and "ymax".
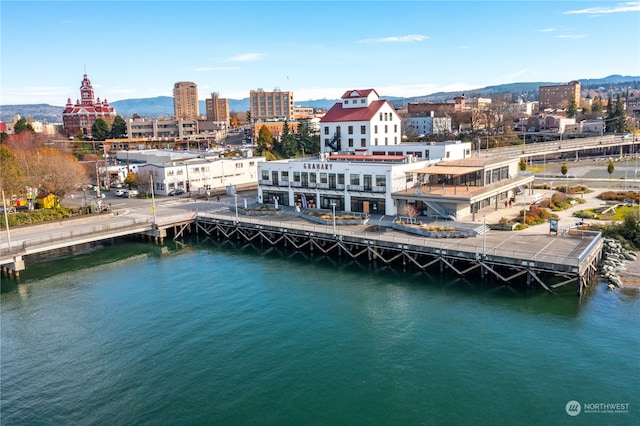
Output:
[
  {"xmin": 124, "ymin": 172, "xmax": 137, "ymax": 189},
  {"xmin": 256, "ymin": 125, "xmax": 274, "ymax": 153},
  {"xmin": 519, "ymin": 157, "xmax": 527, "ymax": 172},
  {"xmin": 38, "ymin": 148, "xmax": 88, "ymax": 203},
  {"xmin": 607, "ymin": 158, "xmax": 615, "ymax": 180}
]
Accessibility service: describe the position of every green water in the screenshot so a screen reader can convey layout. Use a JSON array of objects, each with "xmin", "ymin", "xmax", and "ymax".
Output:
[{"xmin": 1, "ymin": 239, "xmax": 638, "ymax": 425}]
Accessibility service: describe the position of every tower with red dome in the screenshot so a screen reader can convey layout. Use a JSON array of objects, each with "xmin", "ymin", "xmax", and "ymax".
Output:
[{"xmin": 62, "ymin": 74, "xmax": 116, "ymax": 138}]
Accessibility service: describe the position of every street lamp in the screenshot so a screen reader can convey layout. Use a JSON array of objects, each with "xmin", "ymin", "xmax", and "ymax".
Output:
[{"xmin": 330, "ymin": 201, "xmax": 337, "ymax": 236}]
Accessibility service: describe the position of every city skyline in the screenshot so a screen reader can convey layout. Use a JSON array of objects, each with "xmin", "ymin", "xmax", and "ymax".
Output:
[{"xmin": 1, "ymin": 1, "xmax": 639, "ymax": 106}]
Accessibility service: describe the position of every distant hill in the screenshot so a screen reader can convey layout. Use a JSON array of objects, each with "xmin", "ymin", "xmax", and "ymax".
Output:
[{"xmin": 2, "ymin": 75, "xmax": 637, "ymax": 123}]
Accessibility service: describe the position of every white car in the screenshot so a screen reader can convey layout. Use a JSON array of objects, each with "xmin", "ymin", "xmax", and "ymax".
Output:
[
  {"xmin": 115, "ymin": 189, "xmax": 126, "ymax": 197},
  {"xmin": 127, "ymin": 189, "xmax": 139, "ymax": 198}
]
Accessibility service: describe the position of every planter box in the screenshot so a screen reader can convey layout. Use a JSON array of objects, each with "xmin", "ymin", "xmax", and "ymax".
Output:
[
  {"xmin": 489, "ymin": 223, "xmax": 517, "ymax": 231},
  {"xmin": 301, "ymin": 208, "xmax": 369, "ymax": 226},
  {"xmin": 392, "ymin": 222, "xmax": 476, "ymax": 238},
  {"xmin": 230, "ymin": 207, "xmax": 285, "ymax": 216}
]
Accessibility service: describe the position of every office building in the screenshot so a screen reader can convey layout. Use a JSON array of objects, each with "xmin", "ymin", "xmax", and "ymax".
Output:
[{"xmin": 173, "ymin": 82, "xmax": 199, "ymax": 120}]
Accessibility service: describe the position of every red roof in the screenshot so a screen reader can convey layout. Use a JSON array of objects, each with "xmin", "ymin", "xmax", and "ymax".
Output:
[
  {"xmin": 340, "ymin": 89, "xmax": 378, "ymax": 99},
  {"xmin": 320, "ymin": 99, "xmax": 394, "ymax": 123}
]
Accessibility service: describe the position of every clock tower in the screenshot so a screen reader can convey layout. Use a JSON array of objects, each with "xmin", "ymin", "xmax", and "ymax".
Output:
[{"xmin": 80, "ymin": 74, "xmax": 95, "ymax": 105}]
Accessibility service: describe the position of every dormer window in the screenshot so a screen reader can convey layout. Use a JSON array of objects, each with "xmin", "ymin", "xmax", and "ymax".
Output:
[{"xmin": 350, "ymin": 90, "xmax": 359, "ymax": 97}]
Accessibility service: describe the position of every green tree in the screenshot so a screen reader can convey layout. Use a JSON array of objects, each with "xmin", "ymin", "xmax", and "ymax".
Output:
[
  {"xmin": 605, "ymin": 96, "xmax": 615, "ymax": 132},
  {"xmin": 0, "ymin": 132, "xmax": 9, "ymax": 142},
  {"xmin": 567, "ymin": 95, "xmax": 578, "ymax": 118},
  {"xmin": 91, "ymin": 119, "xmax": 109, "ymax": 141},
  {"xmin": 295, "ymin": 120, "xmax": 320, "ymax": 156},
  {"xmin": 613, "ymin": 93, "xmax": 627, "ymax": 133},
  {"xmin": 109, "ymin": 116, "xmax": 127, "ymax": 138},
  {"xmin": 561, "ymin": 161, "xmax": 569, "ymax": 193},
  {"xmin": 13, "ymin": 118, "xmax": 35, "ymax": 134},
  {"xmin": 607, "ymin": 158, "xmax": 615, "ymax": 180}
]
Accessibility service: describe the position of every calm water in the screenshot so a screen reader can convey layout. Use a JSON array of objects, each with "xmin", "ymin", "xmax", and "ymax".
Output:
[{"xmin": 1, "ymin": 238, "xmax": 638, "ymax": 425}]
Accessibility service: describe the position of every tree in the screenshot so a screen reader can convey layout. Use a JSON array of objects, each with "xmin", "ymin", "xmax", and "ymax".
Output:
[
  {"xmin": 109, "ymin": 116, "xmax": 127, "ymax": 138},
  {"xmin": 256, "ymin": 125, "xmax": 273, "ymax": 153},
  {"xmin": 591, "ymin": 96, "xmax": 603, "ymax": 114},
  {"xmin": 613, "ymin": 93, "xmax": 627, "ymax": 133},
  {"xmin": 607, "ymin": 158, "xmax": 615, "ymax": 180},
  {"xmin": 124, "ymin": 172, "xmax": 137, "ymax": 189},
  {"xmin": 91, "ymin": 118, "xmax": 109, "ymax": 141},
  {"xmin": 13, "ymin": 118, "xmax": 35, "ymax": 134},
  {"xmin": 567, "ymin": 95, "xmax": 578, "ymax": 118},
  {"xmin": 38, "ymin": 147, "xmax": 88, "ymax": 203},
  {"xmin": 519, "ymin": 157, "xmax": 527, "ymax": 172},
  {"xmin": 561, "ymin": 160, "xmax": 569, "ymax": 193}
]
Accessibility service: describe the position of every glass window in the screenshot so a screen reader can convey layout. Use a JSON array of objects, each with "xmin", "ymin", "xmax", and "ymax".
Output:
[
  {"xmin": 293, "ymin": 171, "xmax": 301, "ymax": 182},
  {"xmin": 324, "ymin": 126, "xmax": 329, "ymax": 135},
  {"xmin": 262, "ymin": 170, "xmax": 269, "ymax": 180},
  {"xmin": 374, "ymin": 125, "xmax": 378, "ymax": 133},
  {"xmin": 320, "ymin": 173, "xmax": 328, "ymax": 184},
  {"xmin": 348, "ymin": 138, "xmax": 354, "ymax": 147},
  {"xmin": 338, "ymin": 174, "xmax": 344, "ymax": 185},
  {"xmin": 360, "ymin": 138, "xmax": 366, "ymax": 147},
  {"xmin": 350, "ymin": 174, "xmax": 360, "ymax": 185},
  {"xmin": 376, "ymin": 175, "xmax": 386, "ymax": 187},
  {"xmin": 360, "ymin": 125, "xmax": 366, "ymax": 134},
  {"xmin": 282, "ymin": 171, "xmax": 289, "ymax": 183}
]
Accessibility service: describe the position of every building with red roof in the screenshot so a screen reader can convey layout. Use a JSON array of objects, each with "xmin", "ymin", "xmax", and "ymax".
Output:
[
  {"xmin": 319, "ymin": 89, "xmax": 402, "ymax": 154},
  {"xmin": 62, "ymin": 74, "xmax": 116, "ymax": 138}
]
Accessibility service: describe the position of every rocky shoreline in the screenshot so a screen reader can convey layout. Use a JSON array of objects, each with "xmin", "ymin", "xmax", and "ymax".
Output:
[{"xmin": 600, "ymin": 238, "xmax": 640, "ymax": 290}]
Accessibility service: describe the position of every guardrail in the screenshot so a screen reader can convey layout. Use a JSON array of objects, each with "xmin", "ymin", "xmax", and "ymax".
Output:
[{"xmin": 196, "ymin": 212, "xmax": 586, "ymax": 267}]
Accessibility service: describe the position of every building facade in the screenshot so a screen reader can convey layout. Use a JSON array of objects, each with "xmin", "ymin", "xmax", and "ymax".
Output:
[
  {"xmin": 538, "ymin": 81, "xmax": 581, "ymax": 110},
  {"xmin": 205, "ymin": 92, "xmax": 230, "ymax": 124},
  {"xmin": 62, "ymin": 74, "xmax": 116, "ymax": 137},
  {"xmin": 173, "ymin": 82, "xmax": 199, "ymax": 120},
  {"xmin": 136, "ymin": 153, "xmax": 264, "ymax": 196},
  {"xmin": 319, "ymin": 89, "xmax": 402, "ymax": 153},
  {"xmin": 249, "ymin": 89, "xmax": 294, "ymax": 122}
]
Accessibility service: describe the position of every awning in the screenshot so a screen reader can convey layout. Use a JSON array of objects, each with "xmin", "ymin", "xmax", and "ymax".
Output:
[{"xmin": 405, "ymin": 165, "xmax": 484, "ymax": 176}]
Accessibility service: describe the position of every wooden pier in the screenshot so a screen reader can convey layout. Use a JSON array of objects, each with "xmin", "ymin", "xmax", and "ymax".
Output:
[{"xmin": 1, "ymin": 210, "xmax": 603, "ymax": 296}]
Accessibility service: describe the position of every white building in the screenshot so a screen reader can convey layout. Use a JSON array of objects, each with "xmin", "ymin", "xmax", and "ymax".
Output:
[
  {"xmin": 403, "ymin": 111, "xmax": 452, "ymax": 137},
  {"xmin": 320, "ymin": 89, "xmax": 402, "ymax": 153},
  {"xmin": 116, "ymin": 149, "xmax": 264, "ymax": 196}
]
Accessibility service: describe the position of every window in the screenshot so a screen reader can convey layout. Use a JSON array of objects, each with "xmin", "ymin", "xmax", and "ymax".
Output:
[
  {"xmin": 374, "ymin": 138, "xmax": 378, "ymax": 145},
  {"xmin": 360, "ymin": 138, "xmax": 366, "ymax": 147},
  {"xmin": 309, "ymin": 173, "xmax": 316, "ymax": 183},
  {"xmin": 374, "ymin": 125, "xmax": 378, "ymax": 133},
  {"xmin": 394, "ymin": 124, "xmax": 397, "ymax": 132},
  {"xmin": 324, "ymin": 126, "xmax": 330, "ymax": 135},
  {"xmin": 348, "ymin": 126, "xmax": 353, "ymax": 134},
  {"xmin": 348, "ymin": 138, "xmax": 354, "ymax": 147},
  {"xmin": 360, "ymin": 125, "xmax": 366, "ymax": 134},
  {"xmin": 384, "ymin": 125, "xmax": 388, "ymax": 133},
  {"xmin": 379, "ymin": 113, "xmax": 383, "ymax": 121},
  {"xmin": 338, "ymin": 174, "xmax": 344, "ymax": 185},
  {"xmin": 350, "ymin": 174, "xmax": 360, "ymax": 185},
  {"xmin": 406, "ymin": 173, "xmax": 414, "ymax": 183},
  {"xmin": 376, "ymin": 175, "xmax": 386, "ymax": 187},
  {"xmin": 320, "ymin": 173, "xmax": 328, "ymax": 184},
  {"xmin": 261, "ymin": 170, "xmax": 269, "ymax": 180},
  {"xmin": 294, "ymin": 171, "xmax": 301, "ymax": 182}
]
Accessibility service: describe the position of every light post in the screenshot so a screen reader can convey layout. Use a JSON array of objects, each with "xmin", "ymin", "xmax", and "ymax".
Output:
[
  {"xmin": 150, "ymin": 174, "xmax": 157, "ymax": 227},
  {"xmin": 330, "ymin": 201, "xmax": 337, "ymax": 236},
  {"xmin": 234, "ymin": 193, "xmax": 239, "ymax": 222}
]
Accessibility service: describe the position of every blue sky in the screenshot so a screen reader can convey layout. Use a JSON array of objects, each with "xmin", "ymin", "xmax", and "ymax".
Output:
[{"xmin": 1, "ymin": 1, "xmax": 639, "ymax": 106}]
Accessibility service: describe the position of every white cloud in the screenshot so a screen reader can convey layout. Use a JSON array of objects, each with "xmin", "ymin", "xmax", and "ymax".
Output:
[
  {"xmin": 225, "ymin": 53, "xmax": 265, "ymax": 62},
  {"xmin": 194, "ymin": 66, "xmax": 238, "ymax": 72},
  {"xmin": 564, "ymin": 2, "xmax": 640, "ymax": 15},
  {"xmin": 556, "ymin": 34, "xmax": 587, "ymax": 39},
  {"xmin": 356, "ymin": 34, "xmax": 428, "ymax": 44}
]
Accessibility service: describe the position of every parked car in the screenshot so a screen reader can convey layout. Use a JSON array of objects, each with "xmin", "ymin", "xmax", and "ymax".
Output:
[
  {"xmin": 127, "ymin": 189, "xmax": 139, "ymax": 198},
  {"xmin": 169, "ymin": 188, "xmax": 185, "ymax": 196},
  {"xmin": 115, "ymin": 189, "xmax": 127, "ymax": 197}
]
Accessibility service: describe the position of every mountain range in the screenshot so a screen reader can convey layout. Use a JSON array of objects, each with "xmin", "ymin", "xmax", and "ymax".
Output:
[{"xmin": 1, "ymin": 75, "xmax": 638, "ymax": 124}]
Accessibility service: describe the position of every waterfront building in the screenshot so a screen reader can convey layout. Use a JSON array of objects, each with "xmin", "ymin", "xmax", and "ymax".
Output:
[
  {"xmin": 319, "ymin": 89, "xmax": 402, "ymax": 153},
  {"xmin": 257, "ymin": 148, "xmax": 531, "ymax": 219},
  {"xmin": 173, "ymin": 82, "xmax": 199, "ymax": 120},
  {"xmin": 250, "ymin": 89, "xmax": 294, "ymax": 123},
  {"xmin": 126, "ymin": 149, "xmax": 264, "ymax": 195},
  {"xmin": 62, "ymin": 74, "xmax": 116, "ymax": 137},
  {"xmin": 538, "ymin": 81, "xmax": 581, "ymax": 110},
  {"xmin": 205, "ymin": 92, "xmax": 230, "ymax": 124}
]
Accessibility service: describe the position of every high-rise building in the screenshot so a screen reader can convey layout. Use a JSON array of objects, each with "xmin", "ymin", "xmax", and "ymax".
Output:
[
  {"xmin": 249, "ymin": 88, "xmax": 294, "ymax": 122},
  {"xmin": 205, "ymin": 92, "xmax": 230, "ymax": 124},
  {"xmin": 62, "ymin": 74, "xmax": 116, "ymax": 137},
  {"xmin": 173, "ymin": 82, "xmax": 199, "ymax": 120},
  {"xmin": 539, "ymin": 81, "xmax": 581, "ymax": 110}
]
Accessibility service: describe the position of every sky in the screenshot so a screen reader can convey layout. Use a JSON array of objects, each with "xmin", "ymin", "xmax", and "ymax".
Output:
[{"xmin": 1, "ymin": 1, "xmax": 639, "ymax": 106}]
